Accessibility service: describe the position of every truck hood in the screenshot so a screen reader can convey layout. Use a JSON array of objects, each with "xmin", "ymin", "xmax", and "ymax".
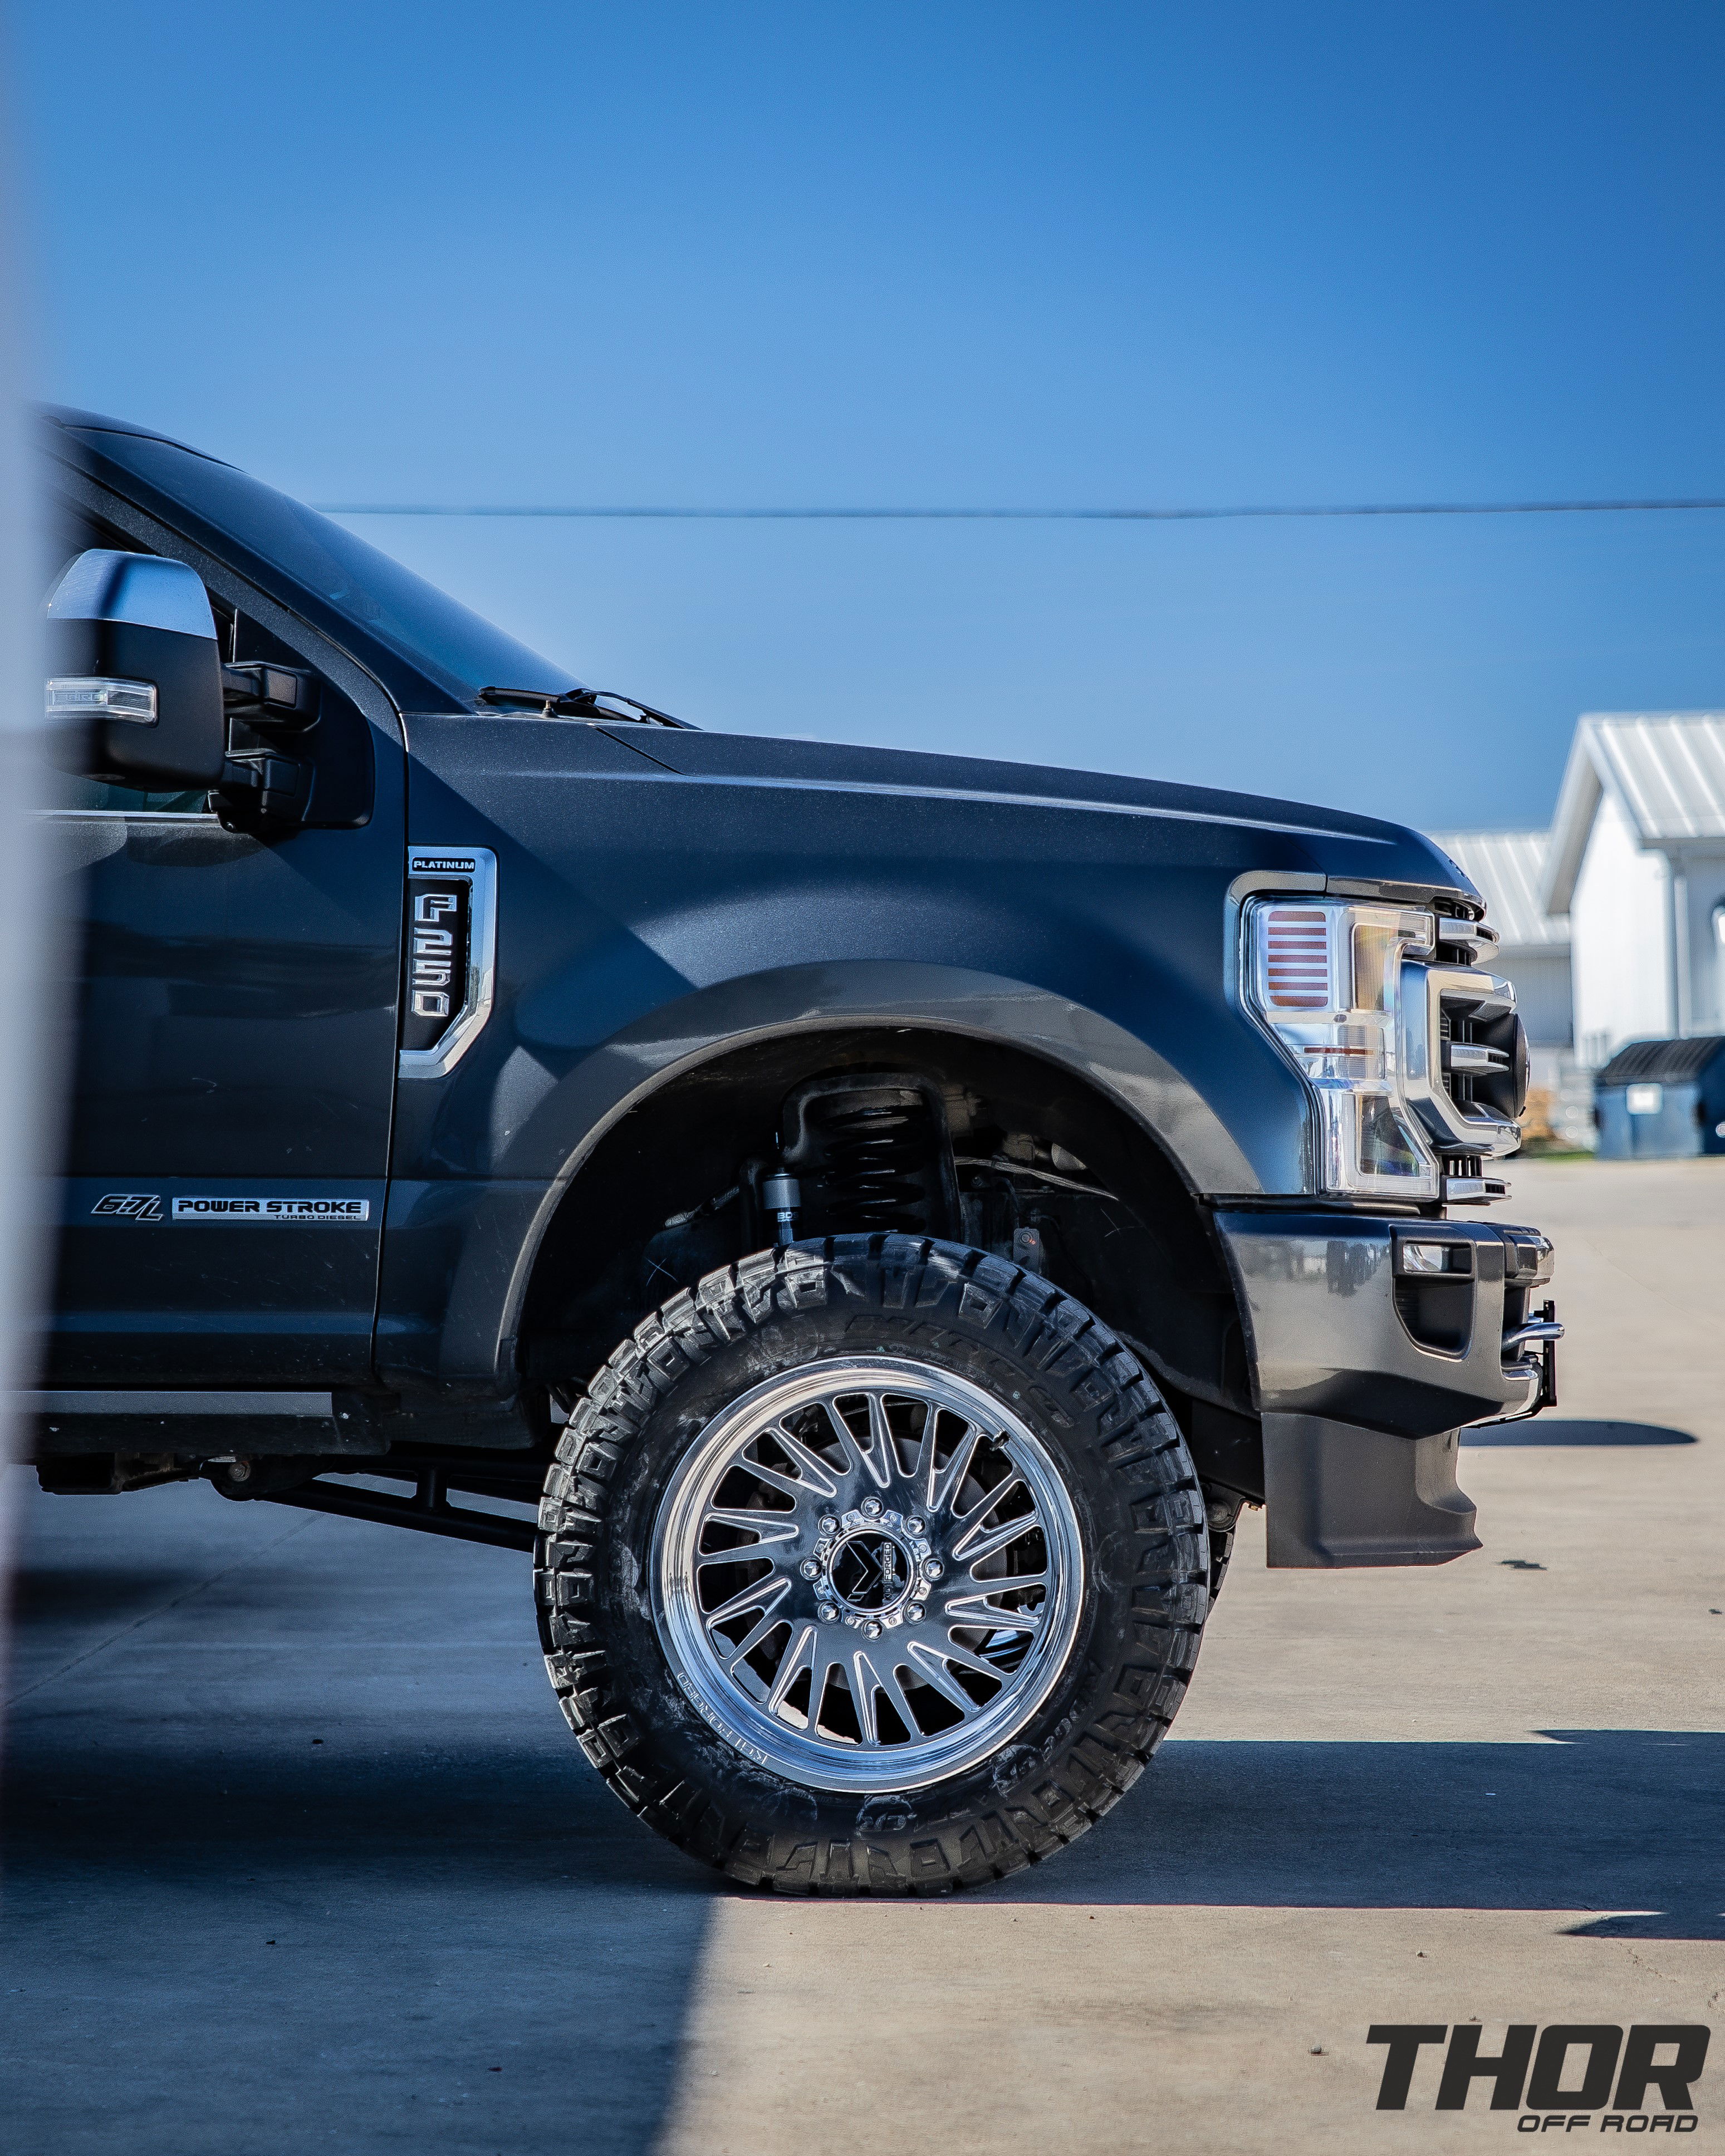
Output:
[{"xmin": 625, "ymin": 726, "xmax": 1477, "ymax": 901}]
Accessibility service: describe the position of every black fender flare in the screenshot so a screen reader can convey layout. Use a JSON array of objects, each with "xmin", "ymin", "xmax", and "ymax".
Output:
[{"xmin": 395, "ymin": 960, "xmax": 1268, "ymax": 1392}]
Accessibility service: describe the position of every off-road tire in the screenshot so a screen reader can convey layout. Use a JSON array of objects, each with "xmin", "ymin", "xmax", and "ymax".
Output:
[{"xmin": 534, "ymin": 1235, "xmax": 1211, "ymax": 1893}]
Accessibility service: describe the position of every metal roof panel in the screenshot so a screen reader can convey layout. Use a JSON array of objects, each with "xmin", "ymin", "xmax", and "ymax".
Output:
[{"xmin": 1584, "ymin": 712, "xmax": 1725, "ymax": 843}]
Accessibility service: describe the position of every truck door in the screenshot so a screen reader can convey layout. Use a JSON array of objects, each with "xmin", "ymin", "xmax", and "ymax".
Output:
[{"xmin": 46, "ymin": 537, "xmax": 405, "ymax": 1388}]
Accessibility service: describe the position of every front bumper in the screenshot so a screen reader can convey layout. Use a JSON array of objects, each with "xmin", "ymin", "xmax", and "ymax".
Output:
[
  {"xmin": 1212, "ymin": 1210, "xmax": 1556, "ymax": 1567},
  {"xmin": 1213, "ymin": 1210, "xmax": 1554, "ymax": 1437}
]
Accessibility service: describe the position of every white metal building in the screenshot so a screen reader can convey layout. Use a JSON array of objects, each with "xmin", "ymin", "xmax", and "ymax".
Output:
[{"xmin": 1540, "ymin": 711, "xmax": 1725, "ymax": 1067}]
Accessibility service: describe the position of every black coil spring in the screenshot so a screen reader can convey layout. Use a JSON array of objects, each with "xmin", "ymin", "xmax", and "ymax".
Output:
[{"xmin": 810, "ymin": 1096, "xmax": 934, "ymax": 1231}]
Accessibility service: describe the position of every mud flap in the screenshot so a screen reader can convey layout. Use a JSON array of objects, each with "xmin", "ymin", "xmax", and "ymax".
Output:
[{"xmin": 1262, "ymin": 1415, "xmax": 1480, "ymax": 1568}]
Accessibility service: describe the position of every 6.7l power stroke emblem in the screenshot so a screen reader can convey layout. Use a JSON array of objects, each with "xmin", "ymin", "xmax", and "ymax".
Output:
[
  {"xmin": 89, "ymin": 1193, "xmax": 163, "ymax": 1222},
  {"xmin": 169, "ymin": 1198, "xmax": 371, "ymax": 1224}
]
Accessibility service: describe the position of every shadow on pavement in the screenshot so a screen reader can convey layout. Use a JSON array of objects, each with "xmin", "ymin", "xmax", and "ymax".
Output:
[
  {"xmin": 9, "ymin": 1562, "xmax": 221, "ymax": 1623},
  {"xmin": 3, "ymin": 1735, "xmax": 716, "ymax": 2156},
  {"xmin": 17, "ymin": 1721, "xmax": 1718, "ymax": 1939},
  {"xmin": 999, "ymin": 1729, "xmax": 1725, "ymax": 1937},
  {"xmin": 0, "ymin": 1483, "xmax": 716, "ymax": 2156},
  {"xmin": 5, "ymin": 1481, "xmax": 1719, "ymax": 2156},
  {"xmin": 3, "ymin": 1721, "xmax": 700, "ymax": 1894},
  {"xmin": 1464, "ymin": 1420, "xmax": 1698, "ymax": 1447}
]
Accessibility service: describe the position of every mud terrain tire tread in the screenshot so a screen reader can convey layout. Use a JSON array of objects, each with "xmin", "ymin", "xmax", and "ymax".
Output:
[{"xmin": 534, "ymin": 1235, "xmax": 1210, "ymax": 1894}]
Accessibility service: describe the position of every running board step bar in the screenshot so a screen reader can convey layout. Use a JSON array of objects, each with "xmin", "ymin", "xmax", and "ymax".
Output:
[{"xmin": 222, "ymin": 1461, "xmax": 540, "ymax": 1553}]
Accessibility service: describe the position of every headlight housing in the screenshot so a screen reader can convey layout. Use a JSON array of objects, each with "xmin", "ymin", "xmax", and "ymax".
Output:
[{"xmin": 1242, "ymin": 898, "xmax": 1442, "ymax": 1200}]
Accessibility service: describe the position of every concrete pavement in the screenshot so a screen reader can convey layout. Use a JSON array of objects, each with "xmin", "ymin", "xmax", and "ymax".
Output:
[{"xmin": 3, "ymin": 1157, "xmax": 1722, "ymax": 2152}]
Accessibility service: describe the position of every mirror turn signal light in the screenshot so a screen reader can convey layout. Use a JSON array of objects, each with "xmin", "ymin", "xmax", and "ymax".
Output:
[{"xmin": 46, "ymin": 675, "xmax": 157, "ymax": 724}]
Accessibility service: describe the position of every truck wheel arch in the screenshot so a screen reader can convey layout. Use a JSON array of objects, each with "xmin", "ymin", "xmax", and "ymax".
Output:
[
  {"xmin": 507, "ymin": 1004, "xmax": 1261, "ymax": 1461},
  {"xmin": 501, "ymin": 960, "xmax": 1266, "ymax": 1202}
]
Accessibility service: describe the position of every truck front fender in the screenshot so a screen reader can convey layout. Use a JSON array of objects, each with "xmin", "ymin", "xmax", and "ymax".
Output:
[{"xmin": 380, "ymin": 959, "xmax": 1268, "ymax": 1395}]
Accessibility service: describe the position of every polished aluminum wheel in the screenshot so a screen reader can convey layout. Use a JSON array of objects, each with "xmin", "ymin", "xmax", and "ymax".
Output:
[{"xmin": 650, "ymin": 1356, "xmax": 1085, "ymax": 1792}]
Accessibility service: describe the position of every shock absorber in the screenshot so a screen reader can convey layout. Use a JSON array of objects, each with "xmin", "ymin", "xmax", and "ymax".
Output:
[{"xmin": 761, "ymin": 1171, "xmax": 802, "ymax": 1245}]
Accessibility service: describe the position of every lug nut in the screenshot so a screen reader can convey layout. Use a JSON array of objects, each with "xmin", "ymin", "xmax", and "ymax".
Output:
[
  {"xmin": 861, "ymin": 1496, "xmax": 882, "ymax": 1517},
  {"xmin": 906, "ymin": 1603, "xmax": 925, "ymax": 1622},
  {"xmin": 819, "ymin": 1515, "xmax": 839, "ymax": 1535},
  {"xmin": 818, "ymin": 1603, "xmax": 839, "ymax": 1623},
  {"xmin": 906, "ymin": 1516, "xmax": 925, "ymax": 1535},
  {"xmin": 799, "ymin": 1559, "xmax": 820, "ymax": 1579},
  {"xmin": 863, "ymin": 1622, "xmax": 881, "ymax": 1639},
  {"xmin": 923, "ymin": 1559, "xmax": 944, "ymax": 1581}
]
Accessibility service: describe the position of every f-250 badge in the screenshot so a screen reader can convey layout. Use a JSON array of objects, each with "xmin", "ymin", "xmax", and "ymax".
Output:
[
  {"xmin": 90, "ymin": 1192, "xmax": 163, "ymax": 1222},
  {"xmin": 398, "ymin": 848, "xmax": 495, "ymax": 1075},
  {"xmin": 402, "ymin": 859, "xmax": 473, "ymax": 1053}
]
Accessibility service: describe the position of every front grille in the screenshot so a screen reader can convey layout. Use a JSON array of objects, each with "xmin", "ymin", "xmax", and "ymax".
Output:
[
  {"xmin": 1399, "ymin": 909, "xmax": 1526, "ymax": 1202},
  {"xmin": 1434, "ymin": 914, "xmax": 1479, "ymax": 1120},
  {"xmin": 1439, "ymin": 1005, "xmax": 1462, "ymax": 1115},
  {"xmin": 1444, "ymin": 1005, "xmax": 1477, "ymax": 1117}
]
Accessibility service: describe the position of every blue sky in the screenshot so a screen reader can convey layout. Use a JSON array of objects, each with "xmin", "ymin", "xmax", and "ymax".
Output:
[{"xmin": 12, "ymin": 2, "xmax": 1725, "ymax": 826}]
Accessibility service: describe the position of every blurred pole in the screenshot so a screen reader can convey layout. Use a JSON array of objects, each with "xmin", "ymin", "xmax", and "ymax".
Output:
[{"xmin": 0, "ymin": 56, "xmax": 53, "ymax": 1722}]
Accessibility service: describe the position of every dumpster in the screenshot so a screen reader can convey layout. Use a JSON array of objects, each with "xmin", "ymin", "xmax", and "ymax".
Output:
[{"xmin": 1594, "ymin": 1035, "xmax": 1725, "ymax": 1158}]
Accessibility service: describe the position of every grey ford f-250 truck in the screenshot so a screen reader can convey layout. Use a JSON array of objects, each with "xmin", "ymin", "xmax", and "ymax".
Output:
[{"xmin": 28, "ymin": 406, "xmax": 1558, "ymax": 1892}]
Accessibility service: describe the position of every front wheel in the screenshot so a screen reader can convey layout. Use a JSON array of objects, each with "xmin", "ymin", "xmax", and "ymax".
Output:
[{"xmin": 535, "ymin": 1236, "xmax": 1211, "ymax": 1893}]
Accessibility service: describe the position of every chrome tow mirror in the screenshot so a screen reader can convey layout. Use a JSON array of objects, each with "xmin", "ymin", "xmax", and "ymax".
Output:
[{"xmin": 43, "ymin": 549, "xmax": 226, "ymax": 788}]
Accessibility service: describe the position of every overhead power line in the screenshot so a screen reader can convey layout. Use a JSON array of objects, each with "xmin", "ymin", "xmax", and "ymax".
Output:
[{"xmin": 311, "ymin": 496, "xmax": 1725, "ymax": 521}]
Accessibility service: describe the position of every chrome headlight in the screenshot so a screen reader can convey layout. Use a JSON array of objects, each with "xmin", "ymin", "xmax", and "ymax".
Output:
[{"xmin": 1242, "ymin": 898, "xmax": 1442, "ymax": 1200}]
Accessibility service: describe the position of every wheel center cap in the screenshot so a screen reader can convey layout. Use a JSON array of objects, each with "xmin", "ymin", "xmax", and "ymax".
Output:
[
  {"xmin": 812, "ymin": 1505, "xmax": 936, "ymax": 1631},
  {"xmin": 829, "ymin": 1528, "xmax": 912, "ymax": 1612}
]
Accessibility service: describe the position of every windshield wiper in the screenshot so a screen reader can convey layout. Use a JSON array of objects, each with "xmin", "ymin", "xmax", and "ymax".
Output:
[{"xmin": 477, "ymin": 685, "xmax": 693, "ymax": 728}]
